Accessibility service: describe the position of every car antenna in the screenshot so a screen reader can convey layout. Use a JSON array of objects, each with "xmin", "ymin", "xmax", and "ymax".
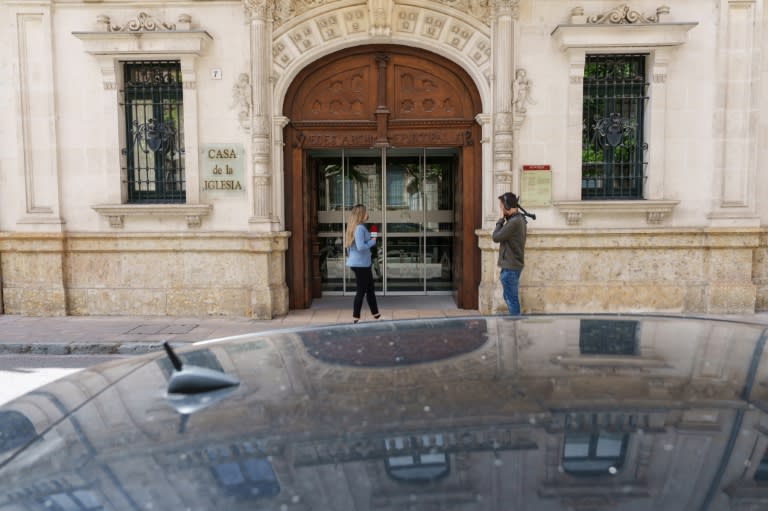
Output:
[
  {"xmin": 164, "ymin": 341, "xmax": 184, "ymax": 371},
  {"xmin": 162, "ymin": 341, "xmax": 240, "ymax": 395}
]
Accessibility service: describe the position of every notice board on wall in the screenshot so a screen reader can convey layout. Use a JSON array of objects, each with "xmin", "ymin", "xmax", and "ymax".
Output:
[{"xmin": 520, "ymin": 165, "xmax": 551, "ymax": 207}]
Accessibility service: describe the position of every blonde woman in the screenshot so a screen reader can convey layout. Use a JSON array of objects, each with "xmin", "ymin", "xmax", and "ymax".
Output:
[{"xmin": 345, "ymin": 204, "xmax": 381, "ymax": 323}]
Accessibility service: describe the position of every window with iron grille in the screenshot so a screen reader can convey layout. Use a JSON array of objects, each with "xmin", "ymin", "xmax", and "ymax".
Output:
[
  {"xmin": 123, "ymin": 61, "xmax": 185, "ymax": 203},
  {"xmin": 582, "ymin": 54, "xmax": 648, "ymax": 200}
]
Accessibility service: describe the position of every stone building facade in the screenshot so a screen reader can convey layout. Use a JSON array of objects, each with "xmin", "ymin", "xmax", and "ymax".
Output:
[{"xmin": 0, "ymin": 0, "xmax": 766, "ymax": 318}]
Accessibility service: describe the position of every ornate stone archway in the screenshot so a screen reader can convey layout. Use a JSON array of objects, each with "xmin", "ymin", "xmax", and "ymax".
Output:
[
  {"xmin": 282, "ymin": 44, "xmax": 483, "ymax": 308},
  {"xmin": 241, "ymin": 0, "xmax": 523, "ymax": 312}
]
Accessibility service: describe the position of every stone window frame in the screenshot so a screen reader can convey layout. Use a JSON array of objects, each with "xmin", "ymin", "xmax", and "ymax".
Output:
[
  {"xmin": 550, "ymin": 15, "xmax": 697, "ymax": 226},
  {"xmin": 73, "ymin": 15, "xmax": 212, "ymax": 229}
]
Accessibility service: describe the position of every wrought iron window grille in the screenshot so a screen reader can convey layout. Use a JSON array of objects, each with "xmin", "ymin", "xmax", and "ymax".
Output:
[
  {"xmin": 582, "ymin": 54, "xmax": 649, "ymax": 200},
  {"xmin": 121, "ymin": 61, "xmax": 186, "ymax": 204}
]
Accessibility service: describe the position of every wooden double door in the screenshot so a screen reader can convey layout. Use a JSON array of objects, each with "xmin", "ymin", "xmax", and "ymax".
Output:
[{"xmin": 283, "ymin": 45, "xmax": 482, "ymax": 310}]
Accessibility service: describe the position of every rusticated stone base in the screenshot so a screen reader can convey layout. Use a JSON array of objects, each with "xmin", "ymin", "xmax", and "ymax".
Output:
[
  {"xmin": 477, "ymin": 228, "xmax": 764, "ymax": 315},
  {"xmin": 0, "ymin": 231, "xmax": 290, "ymax": 319}
]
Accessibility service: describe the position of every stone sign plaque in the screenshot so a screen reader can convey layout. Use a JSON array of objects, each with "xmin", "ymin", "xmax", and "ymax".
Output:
[
  {"xmin": 520, "ymin": 165, "xmax": 551, "ymax": 207},
  {"xmin": 201, "ymin": 144, "xmax": 245, "ymax": 192}
]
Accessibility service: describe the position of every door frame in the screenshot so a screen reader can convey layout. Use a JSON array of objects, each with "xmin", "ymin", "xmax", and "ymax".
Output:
[{"xmin": 283, "ymin": 45, "xmax": 482, "ymax": 310}]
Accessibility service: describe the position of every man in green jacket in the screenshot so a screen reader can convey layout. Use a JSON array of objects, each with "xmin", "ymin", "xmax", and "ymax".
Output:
[{"xmin": 492, "ymin": 192, "xmax": 528, "ymax": 315}]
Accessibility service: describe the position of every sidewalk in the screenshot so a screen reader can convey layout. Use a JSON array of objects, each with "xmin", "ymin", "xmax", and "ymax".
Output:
[
  {"xmin": 0, "ymin": 296, "xmax": 476, "ymax": 355},
  {"xmin": 0, "ymin": 296, "xmax": 766, "ymax": 355}
]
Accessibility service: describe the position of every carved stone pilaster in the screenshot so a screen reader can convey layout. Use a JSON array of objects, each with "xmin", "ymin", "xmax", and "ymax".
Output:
[
  {"xmin": 245, "ymin": 0, "xmax": 269, "ymax": 20},
  {"xmin": 252, "ymin": 174, "xmax": 272, "ymax": 220},
  {"xmin": 495, "ymin": 172, "xmax": 514, "ymax": 205},
  {"xmin": 491, "ymin": 0, "xmax": 520, "ymax": 19},
  {"xmin": 245, "ymin": 0, "xmax": 294, "ymax": 26},
  {"xmin": 495, "ymin": 112, "xmax": 514, "ymax": 132}
]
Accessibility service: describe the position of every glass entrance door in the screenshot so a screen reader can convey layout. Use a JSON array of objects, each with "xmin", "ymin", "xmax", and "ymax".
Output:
[{"xmin": 313, "ymin": 148, "xmax": 456, "ymax": 295}]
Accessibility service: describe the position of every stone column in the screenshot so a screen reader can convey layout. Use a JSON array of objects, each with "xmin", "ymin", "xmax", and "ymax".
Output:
[
  {"xmin": 247, "ymin": 0, "xmax": 274, "ymax": 230},
  {"xmin": 491, "ymin": 0, "xmax": 519, "ymax": 205}
]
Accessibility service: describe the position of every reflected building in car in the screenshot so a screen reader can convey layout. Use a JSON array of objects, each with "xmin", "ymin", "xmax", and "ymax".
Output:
[{"xmin": 2, "ymin": 317, "xmax": 768, "ymax": 509}]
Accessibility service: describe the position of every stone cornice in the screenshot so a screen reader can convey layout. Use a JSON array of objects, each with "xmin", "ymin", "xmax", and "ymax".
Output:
[
  {"xmin": 551, "ymin": 22, "xmax": 698, "ymax": 50},
  {"xmin": 552, "ymin": 200, "xmax": 679, "ymax": 226},
  {"xmin": 73, "ymin": 30, "xmax": 213, "ymax": 55},
  {"xmin": 91, "ymin": 204, "xmax": 212, "ymax": 229}
]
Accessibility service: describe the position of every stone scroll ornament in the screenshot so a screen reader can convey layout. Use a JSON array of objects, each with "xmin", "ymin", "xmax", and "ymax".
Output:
[
  {"xmin": 109, "ymin": 12, "xmax": 176, "ymax": 32},
  {"xmin": 585, "ymin": 4, "xmax": 670, "ymax": 24}
]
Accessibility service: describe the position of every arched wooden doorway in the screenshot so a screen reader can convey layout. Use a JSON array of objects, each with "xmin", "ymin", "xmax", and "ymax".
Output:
[{"xmin": 283, "ymin": 45, "xmax": 482, "ymax": 310}]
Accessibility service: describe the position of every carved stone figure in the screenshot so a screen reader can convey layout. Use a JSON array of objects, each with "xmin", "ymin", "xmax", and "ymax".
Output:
[
  {"xmin": 512, "ymin": 68, "xmax": 535, "ymax": 114},
  {"xmin": 232, "ymin": 73, "xmax": 252, "ymax": 131}
]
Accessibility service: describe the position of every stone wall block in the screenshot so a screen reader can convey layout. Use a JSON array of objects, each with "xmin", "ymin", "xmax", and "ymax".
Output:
[
  {"xmin": 167, "ymin": 289, "xmax": 251, "ymax": 316},
  {"xmin": 66, "ymin": 253, "xmax": 121, "ymax": 287},
  {"xmin": 82, "ymin": 289, "xmax": 165, "ymax": 315},
  {"xmin": 2, "ymin": 288, "xmax": 66, "ymax": 316},
  {"xmin": 523, "ymin": 284, "xmax": 686, "ymax": 314},
  {"xmin": 1, "ymin": 251, "xmax": 66, "ymax": 315},
  {"xmin": 182, "ymin": 253, "xmax": 254, "ymax": 286},
  {"xmin": 704, "ymin": 283, "xmax": 757, "ymax": 314},
  {"xmin": 3, "ymin": 253, "xmax": 62, "ymax": 285},
  {"xmin": 706, "ymin": 248, "xmax": 754, "ymax": 281},
  {"xmin": 120, "ymin": 253, "xmax": 186, "ymax": 288}
]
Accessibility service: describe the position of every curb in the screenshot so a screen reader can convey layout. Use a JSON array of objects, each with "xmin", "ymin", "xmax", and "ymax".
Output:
[{"xmin": 0, "ymin": 342, "xmax": 171, "ymax": 356}]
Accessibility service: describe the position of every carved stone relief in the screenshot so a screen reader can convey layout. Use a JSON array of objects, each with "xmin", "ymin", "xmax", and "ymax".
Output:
[
  {"xmin": 232, "ymin": 73, "xmax": 252, "ymax": 132},
  {"xmin": 273, "ymin": 4, "xmax": 492, "ymax": 86},
  {"xmin": 574, "ymin": 4, "xmax": 671, "ymax": 25},
  {"xmin": 395, "ymin": 70, "xmax": 463, "ymax": 118},
  {"xmin": 245, "ymin": 0, "xmax": 296, "ymax": 25},
  {"xmin": 512, "ymin": 68, "xmax": 535, "ymax": 115},
  {"xmin": 104, "ymin": 12, "xmax": 179, "ymax": 32}
]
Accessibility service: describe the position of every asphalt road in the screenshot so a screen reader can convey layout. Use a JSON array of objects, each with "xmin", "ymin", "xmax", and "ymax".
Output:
[{"xmin": 0, "ymin": 354, "xmax": 129, "ymax": 406}]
